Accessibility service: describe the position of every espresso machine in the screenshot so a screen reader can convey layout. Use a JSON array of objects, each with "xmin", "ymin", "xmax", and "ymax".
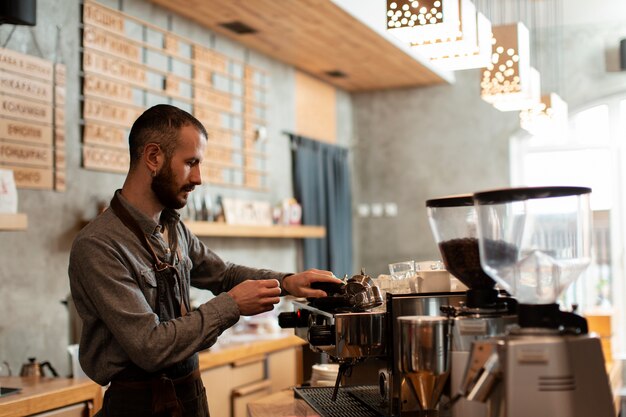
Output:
[
  {"xmin": 460, "ymin": 186, "xmax": 614, "ymax": 417},
  {"xmin": 426, "ymin": 194, "xmax": 517, "ymax": 417},
  {"xmin": 280, "ymin": 270, "xmax": 465, "ymax": 416},
  {"xmin": 278, "ymin": 271, "xmax": 388, "ymax": 411}
]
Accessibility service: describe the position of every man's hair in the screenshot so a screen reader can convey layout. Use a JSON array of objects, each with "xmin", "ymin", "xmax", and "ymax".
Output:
[{"xmin": 128, "ymin": 104, "xmax": 208, "ymax": 167}]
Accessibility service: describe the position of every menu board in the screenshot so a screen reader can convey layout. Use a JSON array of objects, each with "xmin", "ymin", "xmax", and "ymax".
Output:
[
  {"xmin": 81, "ymin": 1, "xmax": 269, "ymax": 190},
  {"xmin": 0, "ymin": 48, "xmax": 66, "ymax": 191}
]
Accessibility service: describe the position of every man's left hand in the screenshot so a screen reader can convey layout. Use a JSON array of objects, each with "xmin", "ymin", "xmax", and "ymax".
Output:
[{"xmin": 282, "ymin": 269, "xmax": 343, "ymax": 298}]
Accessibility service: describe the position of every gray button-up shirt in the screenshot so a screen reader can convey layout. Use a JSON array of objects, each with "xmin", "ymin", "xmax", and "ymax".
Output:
[{"xmin": 69, "ymin": 191, "xmax": 288, "ymax": 385}]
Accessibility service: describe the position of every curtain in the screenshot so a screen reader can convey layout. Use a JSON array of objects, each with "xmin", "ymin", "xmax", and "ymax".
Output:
[{"xmin": 289, "ymin": 134, "xmax": 353, "ymax": 277}]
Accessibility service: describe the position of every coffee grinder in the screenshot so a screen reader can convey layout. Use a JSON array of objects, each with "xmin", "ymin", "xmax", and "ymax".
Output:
[
  {"xmin": 461, "ymin": 186, "xmax": 614, "ymax": 417},
  {"xmin": 426, "ymin": 194, "xmax": 517, "ymax": 417}
]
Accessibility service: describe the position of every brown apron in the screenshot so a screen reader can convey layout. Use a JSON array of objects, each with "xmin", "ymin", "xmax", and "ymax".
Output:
[{"xmin": 96, "ymin": 194, "xmax": 209, "ymax": 417}]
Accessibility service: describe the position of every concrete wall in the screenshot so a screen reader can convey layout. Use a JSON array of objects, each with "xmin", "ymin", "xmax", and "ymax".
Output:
[
  {"xmin": 0, "ymin": 0, "xmax": 352, "ymax": 377},
  {"xmin": 350, "ymin": 70, "xmax": 518, "ymax": 276}
]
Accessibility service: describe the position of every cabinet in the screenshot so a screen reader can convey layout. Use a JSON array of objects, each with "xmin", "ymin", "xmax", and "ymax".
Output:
[
  {"xmin": 201, "ymin": 346, "xmax": 302, "ymax": 417},
  {"xmin": 30, "ymin": 403, "xmax": 90, "ymax": 417}
]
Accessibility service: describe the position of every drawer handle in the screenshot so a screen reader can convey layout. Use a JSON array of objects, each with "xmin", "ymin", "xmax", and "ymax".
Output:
[
  {"xmin": 232, "ymin": 379, "xmax": 272, "ymax": 397},
  {"xmin": 232, "ymin": 355, "xmax": 265, "ymax": 367}
]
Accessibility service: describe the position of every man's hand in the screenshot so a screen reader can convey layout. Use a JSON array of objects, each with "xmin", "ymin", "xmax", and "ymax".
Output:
[
  {"xmin": 228, "ymin": 279, "xmax": 281, "ymax": 316},
  {"xmin": 282, "ymin": 269, "xmax": 343, "ymax": 298}
]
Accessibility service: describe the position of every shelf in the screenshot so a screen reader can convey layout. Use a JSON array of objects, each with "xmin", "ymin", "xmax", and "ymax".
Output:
[
  {"xmin": 185, "ymin": 221, "xmax": 326, "ymax": 239},
  {"xmin": 0, "ymin": 213, "xmax": 27, "ymax": 231},
  {"xmin": 148, "ymin": 0, "xmax": 453, "ymax": 91}
]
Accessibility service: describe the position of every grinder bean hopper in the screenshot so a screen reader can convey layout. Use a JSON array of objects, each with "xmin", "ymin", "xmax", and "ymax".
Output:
[{"xmin": 426, "ymin": 194, "xmax": 514, "ymax": 311}]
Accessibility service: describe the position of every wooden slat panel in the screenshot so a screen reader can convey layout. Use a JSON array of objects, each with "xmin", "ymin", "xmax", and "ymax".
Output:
[
  {"xmin": 0, "ymin": 71, "xmax": 53, "ymax": 103},
  {"xmin": 0, "ymin": 94, "xmax": 52, "ymax": 125},
  {"xmin": 0, "ymin": 48, "xmax": 53, "ymax": 82},
  {"xmin": 0, "ymin": 164, "xmax": 53, "ymax": 190},
  {"xmin": 0, "ymin": 140, "xmax": 52, "ymax": 168},
  {"xmin": 83, "ymin": 121, "xmax": 128, "ymax": 149},
  {"xmin": 295, "ymin": 71, "xmax": 336, "ymax": 143},
  {"xmin": 149, "ymin": 0, "xmax": 451, "ymax": 91},
  {"xmin": 0, "ymin": 213, "xmax": 27, "ymax": 230},
  {"xmin": 0, "ymin": 119, "xmax": 52, "ymax": 146},
  {"xmin": 82, "ymin": 144, "xmax": 129, "ymax": 174}
]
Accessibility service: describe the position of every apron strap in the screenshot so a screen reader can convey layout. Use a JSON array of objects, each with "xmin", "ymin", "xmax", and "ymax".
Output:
[
  {"xmin": 110, "ymin": 193, "xmax": 170, "ymax": 271},
  {"xmin": 109, "ymin": 193, "xmax": 189, "ymax": 316}
]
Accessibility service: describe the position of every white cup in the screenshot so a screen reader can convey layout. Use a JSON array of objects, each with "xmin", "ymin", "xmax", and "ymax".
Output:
[
  {"xmin": 418, "ymin": 270, "xmax": 452, "ymax": 293},
  {"xmin": 68, "ymin": 344, "xmax": 88, "ymax": 379}
]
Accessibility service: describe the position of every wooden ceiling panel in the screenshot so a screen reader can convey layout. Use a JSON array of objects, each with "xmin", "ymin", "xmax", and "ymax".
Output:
[{"xmin": 149, "ymin": 0, "xmax": 453, "ymax": 91}]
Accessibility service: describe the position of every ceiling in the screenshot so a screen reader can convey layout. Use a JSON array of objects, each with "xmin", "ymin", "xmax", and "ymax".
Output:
[{"xmin": 148, "ymin": 0, "xmax": 453, "ymax": 92}]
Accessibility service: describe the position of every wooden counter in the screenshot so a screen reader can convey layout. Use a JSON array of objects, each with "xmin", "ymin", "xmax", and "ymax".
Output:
[
  {"xmin": 0, "ymin": 377, "xmax": 102, "ymax": 417},
  {"xmin": 199, "ymin": 334, "xmax": 306, "ymax": 370},
  {"xmin": 0, "ymin": 334, "xmax": 306, "ymax": 417},
  {"xmin": 248, "ymin": 389, "xmax": 316, "ymax": 417}
]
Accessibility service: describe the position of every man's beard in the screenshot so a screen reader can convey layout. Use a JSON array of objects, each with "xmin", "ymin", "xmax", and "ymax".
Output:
[{"xmin": 151, "ymin": 163, "xmax": 191, "ymax": 210}]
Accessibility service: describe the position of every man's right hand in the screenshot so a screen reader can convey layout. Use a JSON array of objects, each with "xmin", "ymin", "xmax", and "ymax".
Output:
[{"xmin": 227, "ymin": 279, "xmax": 281, "ymax": 316}]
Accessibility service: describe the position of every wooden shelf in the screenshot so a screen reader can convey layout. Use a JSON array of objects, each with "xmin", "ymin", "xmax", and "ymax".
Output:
[
  {"xmin": 0, "ymin": 213, "xmax": 27, "ymax": 231},
  {"xmin": 185, "ymin": 221, "xmax": 326, "ymax": 239}
]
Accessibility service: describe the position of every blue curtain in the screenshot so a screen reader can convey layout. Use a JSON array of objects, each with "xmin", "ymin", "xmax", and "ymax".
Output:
[{"xmin": 290, "ymin": 134, "xmax": 353, "ymax": 278}]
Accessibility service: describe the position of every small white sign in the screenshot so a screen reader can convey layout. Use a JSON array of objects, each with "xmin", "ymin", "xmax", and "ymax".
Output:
[
  {"xmin": 222, "ymin": 198, "xmax": 272, "ymax": 226},
  {"xmin": 0, "ymin": 169, "xmax": 17, "ymax": 213}
]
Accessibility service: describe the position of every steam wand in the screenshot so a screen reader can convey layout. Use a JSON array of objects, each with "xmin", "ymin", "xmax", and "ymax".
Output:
[{"xmin": 331, "ymin": 361, "xmax": 354, "ymax": 402}]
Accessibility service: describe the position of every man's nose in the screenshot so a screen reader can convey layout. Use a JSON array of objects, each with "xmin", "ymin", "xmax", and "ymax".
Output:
[{"xmin": 191, "ymin": 164, "xmax": 202, "ymax": 185}]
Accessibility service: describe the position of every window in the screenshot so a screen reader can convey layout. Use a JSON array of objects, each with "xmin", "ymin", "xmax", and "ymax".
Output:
[{"xmin": 511, "ymin": 95, "xmax": 626, "ymax": 354}]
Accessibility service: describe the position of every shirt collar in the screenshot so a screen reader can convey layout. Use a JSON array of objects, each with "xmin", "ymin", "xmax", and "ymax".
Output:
[{"xmin": 113, "ymin": 190, "xmax": 180, "ymax": 236}]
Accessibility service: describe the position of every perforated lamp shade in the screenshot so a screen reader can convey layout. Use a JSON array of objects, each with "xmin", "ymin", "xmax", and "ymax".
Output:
[
  {"xmin": 415, "ymin": 0, "xmax": 493, "ymax": 71},
  {"xmin": 387, "ymin": 0, "xmax": 461, "ymax": 45},
  {"xmin": 481, "ymin": 23, "xmax": 541, "ymax": 111},
  {"xmin": 520, "ymin": 93, "xmax": 569, "ymax": 136},
  {"xmin": 429, "ymin": 11, "xmax": 492, "ymax": 71}
]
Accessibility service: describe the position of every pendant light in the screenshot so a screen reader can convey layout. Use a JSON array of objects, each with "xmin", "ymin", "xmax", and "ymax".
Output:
[
  {"xmin": 518, "ymin": 0, "xmax": 568, "ymax": 136},
  {"xmin": 426, "ymin": 10, "xmax": 493, "ymax": 70},
  {"xmin": 387, "ymin": 0, "xmax": 493, "ymax": 71},
  {"xmin": 480, "ymin": 22, "xmax": 541, "ymax": 111},
  {"xmin": 520, "ymin": 93, "xmax": 568, "ymax": 135},
  {"xmin": 386, "ymin": 0, "xmax": 462, "ymax": 45}
]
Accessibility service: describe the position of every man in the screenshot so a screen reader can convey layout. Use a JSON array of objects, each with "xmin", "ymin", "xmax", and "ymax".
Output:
[{"xmin": 69, "ymin": 104, "xmax": 340, "ymax": 417}]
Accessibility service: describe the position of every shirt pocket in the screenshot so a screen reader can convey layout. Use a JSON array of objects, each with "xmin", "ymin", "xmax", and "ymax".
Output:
[
  {"xmin": 179, "ymin": 256, "xmax": 192, "ymax": 275},
  {"xmin": 176, "ymin": 256, "xmax": 192, "ymax": 299},
  {"xmin": 140, "ymin": 267, "xmax": 158, "ymax": 308}
]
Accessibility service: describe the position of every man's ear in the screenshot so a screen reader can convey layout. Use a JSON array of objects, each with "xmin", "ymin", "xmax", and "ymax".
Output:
[{"xmin": 143, "ymin": 143, "xmax": 163, "ymax": 174}]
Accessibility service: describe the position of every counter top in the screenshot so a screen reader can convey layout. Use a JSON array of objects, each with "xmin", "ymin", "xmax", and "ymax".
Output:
[
  {"xmin": 0, "ymin": 376, "xmax": 102, "ymax": 417},
  {"xmin": 199, "ymin": 334, "xmax": 307, "ymax": 370},
  {"xmin": 248, "ymin": 389, "xmax": 316, "ymax": 417},
  {"xmin": 0, "ymin": 334, "xmax": 305, "ymax": 417}
]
